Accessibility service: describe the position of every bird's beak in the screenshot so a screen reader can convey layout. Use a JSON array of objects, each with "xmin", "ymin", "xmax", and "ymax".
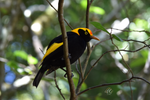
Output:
[{"xmin": 90, "ymin": 36, "xmax": 100, "ymax": 41}]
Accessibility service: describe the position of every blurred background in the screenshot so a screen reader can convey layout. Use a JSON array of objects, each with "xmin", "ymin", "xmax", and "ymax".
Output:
[{"xmin": 0, "ymin": 0, "xmax": 150, "ymax": 100}]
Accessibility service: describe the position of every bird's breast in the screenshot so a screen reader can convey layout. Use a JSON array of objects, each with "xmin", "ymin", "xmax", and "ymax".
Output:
[{"xmin": 68, "ymin": 38, "xmax": 86, "ymax": 64}]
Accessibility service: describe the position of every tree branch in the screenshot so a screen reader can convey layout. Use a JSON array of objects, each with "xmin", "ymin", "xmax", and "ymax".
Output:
[
  {"xmin": 77, "ymin": 76, "xmax": 150, "ymax": 96},
  {"xmin": 58, "ymin": 0, "xmax": 76, "ymax": 100},
  {"xmin": 54, "ymin": 71, "xmax": 66, "ymax": 100}
]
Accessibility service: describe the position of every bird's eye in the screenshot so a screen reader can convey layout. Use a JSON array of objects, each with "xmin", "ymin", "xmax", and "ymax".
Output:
[{"xmin": 85, "ymin": 30, "xmax": 88, "ymax": 35}]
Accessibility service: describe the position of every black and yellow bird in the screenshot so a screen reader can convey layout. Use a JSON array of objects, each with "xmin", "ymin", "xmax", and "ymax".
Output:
[{"xmin": 33, "ymin": 28, "xmax": 100, "ymax": 87}]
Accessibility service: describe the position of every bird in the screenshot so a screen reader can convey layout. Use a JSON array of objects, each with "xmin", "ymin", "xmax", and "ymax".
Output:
[{"xmin": 33, "ymin": 28, "xmax": 100, "ymax": 87}]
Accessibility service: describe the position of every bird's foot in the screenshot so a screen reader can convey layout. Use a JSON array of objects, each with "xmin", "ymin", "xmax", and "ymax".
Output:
[
  {"xmin": 64, "ymin": 72, "xmax": 74, "ymax": 78},
  {"xmin": 60, "ymin": 68, "xmax": 74, "ymax": 78}
]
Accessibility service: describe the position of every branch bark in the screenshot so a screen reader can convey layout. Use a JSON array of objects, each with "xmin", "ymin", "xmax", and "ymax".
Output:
[
  {"xmin": 77, "ymin": 76, "xmax": 150, "ymax": 96},
  {"xmin": 58, "ymin": 0, "xmax": 76, "ymax": 100}
]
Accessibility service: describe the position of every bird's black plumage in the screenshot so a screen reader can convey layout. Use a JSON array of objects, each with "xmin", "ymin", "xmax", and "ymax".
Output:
[{"xmin": 33, "ymin": 28, "xmax": 99, "ymax": 87}]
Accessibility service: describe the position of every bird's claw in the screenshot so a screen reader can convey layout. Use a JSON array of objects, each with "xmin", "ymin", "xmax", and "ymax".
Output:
[{"xmin": 64, "ymin": 72, "xmax": 74, "ymax": 78}]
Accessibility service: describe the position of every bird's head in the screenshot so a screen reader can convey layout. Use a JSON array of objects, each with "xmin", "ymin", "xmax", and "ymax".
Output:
[{"xmin": 71, "ymin": 28, "xmax": 100, "ymax": 42}]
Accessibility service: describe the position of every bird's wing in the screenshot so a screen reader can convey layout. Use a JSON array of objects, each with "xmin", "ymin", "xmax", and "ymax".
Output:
[
  {"xmin": 41, "ymin": 42, "xmax": 63, "ymax": 62},
  {"xmin": 41, "ymin": 32, "xmax": 73, "ymax": 62},
  {"xmin": 47, "ymin": 35, "xmax": 63, "ymax": 50}
]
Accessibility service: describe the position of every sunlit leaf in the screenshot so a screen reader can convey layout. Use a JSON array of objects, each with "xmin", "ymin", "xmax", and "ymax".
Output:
[
  {"xmin": 17, "ymin": 68, "xmax": 24, "ymax": 74},
  {"xmin": 14, "ymin": 50, "xmax": 28, "ymax": 60},
  {"xmin": 91, "ymin": 21, "xmax": 110, "ymax": 34},
  {"xmin": 134, "ymin": 18, "xmax": 148, "ymax": 30},
  {"xmin": 90, "ymin": 6, "xmax": 105, "ymax": 15},
  {"xmin": 24, "ymin": 68, "xmax": 33, "ymax": 75},
  {"xmin": 27, "ymin": 55, "xmax": 38, "ymax": 64},
  {"xmin": 91, "ymin": 22, "xmax": 123, "ymax": 41},
  {"xmin": 80, "ymin": 0, "xmax": 87, "ymax": 9},
  {"xmin": 80, "ymin": 0, "xmax": 105, "ymax": 15}
]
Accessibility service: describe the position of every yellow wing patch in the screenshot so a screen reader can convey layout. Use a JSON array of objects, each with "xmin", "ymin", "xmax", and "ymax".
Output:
[{"xmin": 41, "ymin": 42, "xmax": 63, "ymax": 62}]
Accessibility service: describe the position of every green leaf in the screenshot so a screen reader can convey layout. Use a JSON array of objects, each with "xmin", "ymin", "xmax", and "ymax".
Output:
[
  {"xmin": 81, "ymin": 0, "xmax": 105, "ymax": 15},
  {"xmin": 112, "ymin": 34, "xmax": 123, "ymax": 42},
  {"xmin": 14, "ymin": 50, "xmax": 28, "ymax": 60},
  {"xmin": 90, "ymin": 6, "xmax": 105, "ymax": 15},
  {"xmin": 91, "ymin": 22, "xmax": 123, "ymax": 41},
  {"xmin": 91, "ymin": 21, "xmax": 110, "ymax": 34},
  {"xmin": 80, "ymin": 0, "xmax": 87, "ymax": 9},
  {"xmin": 134, "ymin": 18, "xmax": 148, "ymax": 30},
  {"xmin": 27, "ymin": 56, "xmax": 38, "ymax": 64}
]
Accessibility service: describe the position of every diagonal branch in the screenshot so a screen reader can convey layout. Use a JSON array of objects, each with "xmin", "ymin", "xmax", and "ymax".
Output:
[
  {"xmin": 77, "ymin": 76, "xmax": 150, "ymax": 96},
  {"xmin": 54, "ymin": 71, "xmax": 66, "ymax": 100},
  {"xmin": 46, "ymin": 0, "xmax": 73, "ymax": 30},
  {"xmin": 109, "ymin": 33, "xmax": 133, "ymax": 76}
]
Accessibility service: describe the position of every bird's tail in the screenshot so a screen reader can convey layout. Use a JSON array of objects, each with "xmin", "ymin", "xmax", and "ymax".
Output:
[
  {"xmin": 33, "ymin": 65, "xmax": 59, "ymax": 87},
  {"xmin": 33, "ymin": 68, "xmax": 44, "ymax": 88}
]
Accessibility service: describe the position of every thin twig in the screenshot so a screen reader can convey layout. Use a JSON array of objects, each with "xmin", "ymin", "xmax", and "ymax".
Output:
[
  {"xmin": 91, "ymin": 38, "xmax": 111, "ymax": 50},
  {"xmin": 109, "ymin": 32, "xmax": 134, "ymax": 76},
  {"xmin": 78, "ymin": 58, "xmax": 84, "ymax": 80},
  {"xmin": 75, "ymin": 60, "xmax": 81, "ymax": 76},
  {"xmin": 77, "ymin": 76, "xmax": 150, "ymax": 96},
  {"xmin": 129, "ymin": 81, "xmax": 133, "ymax": 100},
  {"xmin": 111, "ymin": 28, "xmax": 150, "ymax": 34},
  {"xmin": 54, "ymin": 71, "xmax": 66, "ymax": 100},
  {"xmin": 46, "ymin": 0, "xmax": 73, "ymax": 30},
  {"xmin": 86, "ymin": 0, "xmax": 90, "ymax": 28},
  {"xmin": 76, "ymin": 0, "xmax": 93, "ymax": 94},
  {"xmin": 39, "ymin": 48, "xmax": 45, "ymax": 55},
  {"xmin": 78, "ymin": 36, "xmax": 150, "ymax": 96},
  {"xmin": 82, "ymin": 44, "xmax": 150, "ymax": 84}
]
